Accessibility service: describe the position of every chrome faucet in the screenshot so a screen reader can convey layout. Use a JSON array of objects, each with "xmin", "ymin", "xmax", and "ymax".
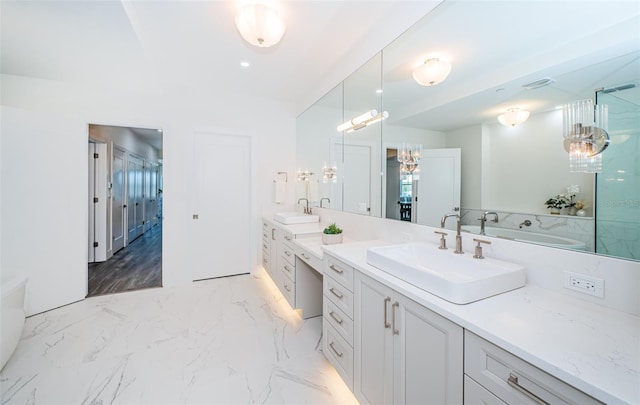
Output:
[
  {"xmin": 320, "ymin": 197, "xmax": 330, "ymax": 208},
  {"xmin": 519, "ymin": 219, "xmax": 532, "ymax": 229},
  {"xmin": 441, "ymin": 213, "xmax": 463, "ymax": 254},
  {"xmin": 479, "ymin": 211, "xmax": 499, "ymax": 235},
  {"xmin": 298, "ymin": 198, "xmax": 311, "ymax": 215}
]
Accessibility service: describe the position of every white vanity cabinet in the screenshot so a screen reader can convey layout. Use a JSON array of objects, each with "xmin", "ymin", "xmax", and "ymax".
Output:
[
  {"xmin": 354, "ymin": 271, "xmax": 463, "ymax": 405},
  {"xmin": 261, "ymin": 221, "xmax": 276, "ymax": 278},
  {"xmin": 464, "ymin": 331, "xmax": 603, "ymax": 405}
]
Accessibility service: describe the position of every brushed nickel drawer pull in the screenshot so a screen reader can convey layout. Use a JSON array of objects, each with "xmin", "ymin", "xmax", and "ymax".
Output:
[
  {"xmin": 284, "ymin": 265, "xmax": 292, "ymax": 273},
  {"xmin": 392, "ymin": 301, "xmax": 399, "ymax": 335},
  {"xmin": 263, "ymin": 233, "xmax": 268, "ymax": 239},
  {"xmin": 263, "ymin": 244, "xmax": 268, "ymax": 249},
  {"xmin": 284, "ymin": 250, "xmax": 292, "ymax": 257},
  {"xmin": 383, "ymin": 297, "xmax": 391, "ymax": 328},
  {"xmin": 329, "ymin": 287, "xmax": 343, "ymax": 299},
  {"xmin": 284, "ymin": 284, "xmax": 291, "ymax": 292},
  {"xmin": 329, "ymin": 311, "xmax": 344, "ymax": 325},
  {"xmin": 263, "ymin": 259, "xmax": 268, "ymax": 264},
  {"xmin": 507, "ymin": 373, "xmax": 549, "ymax": 405},
  {"xmin": 285, "ymin": 235, "xmax": 292, "ymax": 241},
  {"xmin": 329, "ymin": 342, "xmax": 343, "ymax": 358},
  {"xmin": 329, "ymin": 264, "xmax": 344, "ymax": 274},
  {"xmin": 302, "ymin": 253, "xmax": 310, "ymax": 259}
]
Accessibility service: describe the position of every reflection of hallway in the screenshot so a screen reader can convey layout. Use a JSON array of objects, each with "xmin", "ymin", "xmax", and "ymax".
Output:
[{"xmin": 87, "ymin": 225, "xmax": 162, "ymax": 297}]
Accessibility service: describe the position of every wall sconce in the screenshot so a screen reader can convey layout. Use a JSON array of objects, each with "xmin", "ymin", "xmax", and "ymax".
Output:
[
  {"xmin": 235, "ymin": 2, "xmax": 286, "ymax": 48},
  {"xmin": 562, "ymin": 99, "xmax": 609, "ymax": 173},
  {"xmin": 297, "ymin": 169, "xmax": 313, "ymax": 181},
  {"xmin": 337, "ymin": 110, "xmax": 389, "ymax": 133},
  {"xmin": 322, "ymin": 164, "xmax": 337, "ymax": 183},
  {"xmin": 498, "ymin": 107, "xmax": 530, "ymax": 127},
  {"xmin": 412, "ymin": 58, "xmax": 452, "ymax": 86},
  {"xmin": 397, "ymin": 143, "xmax": 421, "ymax": 174}
]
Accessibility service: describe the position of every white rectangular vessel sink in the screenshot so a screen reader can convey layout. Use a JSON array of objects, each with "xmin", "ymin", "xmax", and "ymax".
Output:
[
  {"xmin": 366, "ymin": 242, "xmax": 525, "ymax": 304},
  {"xmin": 273, "ymin": 212, "xmax": 320, "ymax": 225}
]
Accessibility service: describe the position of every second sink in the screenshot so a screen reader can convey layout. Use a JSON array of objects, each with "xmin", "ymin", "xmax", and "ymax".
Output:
[{"xmin": 366, "ymin": 242, "xmax": 525, "ymax": 304}]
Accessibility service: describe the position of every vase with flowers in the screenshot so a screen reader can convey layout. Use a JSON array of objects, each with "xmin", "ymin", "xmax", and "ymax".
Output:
[{"xmin": 565, "ymin": 185, "xmax": 580, "ymax": 215}]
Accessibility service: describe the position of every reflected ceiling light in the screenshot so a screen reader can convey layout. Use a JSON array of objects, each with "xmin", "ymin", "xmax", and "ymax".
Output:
[
  {"xmin": 240, "ymin": 61, "xmax": 250, "ymax": 67},
  {"xmin": 412, "ymin": 58, "xmax": 452, "ymax": 86},
  {"xmin": 235, "ymin": 2, "xmax": 286, "ymax": 48},
  {"xmin": 337, "ymin": 110, "xmax": 389, "ymax": 133},
  {"xmin": 562, "ymin": 99, "xmax": 609, "ymax": 173},
  {"xmin": 498, "ymin": 107, "xmax": 530, "ymax": 127}
]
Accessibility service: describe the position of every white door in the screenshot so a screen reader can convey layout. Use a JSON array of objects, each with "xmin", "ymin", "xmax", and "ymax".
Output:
[
  {"xmin": 343, "ymin": 144, "xmax": 372, "ymax": 215},
  {"xmin": 188, "ymin": 132, "xmax": 251, "ymax": 281},
  {"xmin": 127, "ymin": 155, "xmax": 144, "ymax": 242},
  {"xmin": 385, "ymin": 156, "xmax": 401, "ymax": 220},
  {"xmin": 416, "ymin": 148, "xmax": 461, "ymax": 227},
  {"xmin": 88, "ymin": 142, "xmax": 108, "ymax": 263},
  {"xmin": 112, "ymin": 148, "xmax": 126, "ymax": 253}
]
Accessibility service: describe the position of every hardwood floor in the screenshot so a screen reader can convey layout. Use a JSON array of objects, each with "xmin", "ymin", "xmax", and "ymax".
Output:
[{"xmin": 87, "ymin": 224, "xmax": 162, "ymax": 297}]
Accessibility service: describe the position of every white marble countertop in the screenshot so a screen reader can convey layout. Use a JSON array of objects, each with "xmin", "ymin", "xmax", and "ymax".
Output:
[{"xmin": 321, "ymin": 240, "xmax": 640, "ymax": 405}]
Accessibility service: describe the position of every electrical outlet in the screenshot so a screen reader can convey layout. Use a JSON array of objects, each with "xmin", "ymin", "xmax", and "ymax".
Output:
[
  {"xmin": 563, "ymin": 271, "xmax": 604, "ymax": 298},
  {"xmin": 400, "ymin": 232, "xmax": 412, "ymax": 243}
]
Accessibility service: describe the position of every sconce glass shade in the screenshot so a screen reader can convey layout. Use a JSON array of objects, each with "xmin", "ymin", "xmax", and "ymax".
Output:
[
  {"xmin": 498, "ymin": 107, "xmax": 530, "ymax": 127},
  {"xmin": 235, "ymin": 3, "xmax": 286, "ymax": 48},
  {"xmin": 562, "ymin": 99, "xmax": 609, "ymax": 173},
  {"xmin": 412, "ymin": 58, "xmax": 452, "ymax": 86},
  {"xmin": 322, "ymin": 164, "xmax": 337, "ymax": 183}
]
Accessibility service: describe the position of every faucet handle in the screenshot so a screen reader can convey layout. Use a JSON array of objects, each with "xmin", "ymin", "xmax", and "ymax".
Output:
[
  {"xmin": 434, "ymin": 230, "xmax": 448, "ymax": 250},
  {"xmin": 472, "ymin": 238, "xmax": 491, "ymax": 259}
]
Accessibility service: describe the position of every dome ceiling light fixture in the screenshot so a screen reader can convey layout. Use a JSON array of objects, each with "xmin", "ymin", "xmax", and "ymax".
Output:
[
  {"xmin": 412, "ymin": 58, "xmax": 452, "ymax": 86},
  {"xmin": 498, "ymin": 107, "xmax": 530, "ymax": 127},
  {"xmin": 235, "ymin": 2, "xmax": 286, "ymax": 48}
]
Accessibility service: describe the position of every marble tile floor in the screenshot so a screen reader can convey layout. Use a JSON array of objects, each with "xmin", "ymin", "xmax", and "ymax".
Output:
[{"xmin": 0, "ymin": 271, "xmax": 358, "ymax": 404}]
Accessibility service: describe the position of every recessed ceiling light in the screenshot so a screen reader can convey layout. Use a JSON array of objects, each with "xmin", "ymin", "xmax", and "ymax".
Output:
[{"xmin": 240, "ymin": 61, "xmax": 250, "ymax": 68}]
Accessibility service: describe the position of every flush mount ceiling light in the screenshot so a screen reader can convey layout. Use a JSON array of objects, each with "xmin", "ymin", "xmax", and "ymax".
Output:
[
  {"xmin": 498, "ymin": 107, "xmax": 530, "ymax": 127},
  {"xmin": 235, "ymin": 2, "xmax": 286, "ymax": 48},
  {"xmin": 412, "ymin": 58, "xmax": 452, "ymax": 86}
]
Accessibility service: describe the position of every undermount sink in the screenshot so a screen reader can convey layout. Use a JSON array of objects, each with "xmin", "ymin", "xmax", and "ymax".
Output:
[
  {"xmin": 273, "ymin": 212, "xmax": 320, "ymax": 225},
  {"xmin": 366, "ymin": 242, "xmax": 525, "ymax": 304}
]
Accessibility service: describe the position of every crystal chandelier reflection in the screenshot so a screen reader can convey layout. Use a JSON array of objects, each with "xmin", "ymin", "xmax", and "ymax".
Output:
[
  {"xmin": 397, "ymin": 144, "xmax": 422, "ymax": 174},
  {"xmin": 562, "ymin": 99, "xmax": 609, "ymax": 173}
]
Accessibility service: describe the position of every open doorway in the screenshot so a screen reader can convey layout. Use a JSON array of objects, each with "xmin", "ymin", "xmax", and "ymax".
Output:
[{"xmin": 87, "ymin": 124, "xmax": 163, "ymax": 297}]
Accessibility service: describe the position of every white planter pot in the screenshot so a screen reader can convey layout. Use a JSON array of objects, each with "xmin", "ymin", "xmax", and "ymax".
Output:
[{"xmin": 322, "ymin": 233, "xmax": 343, "ymax": 245}]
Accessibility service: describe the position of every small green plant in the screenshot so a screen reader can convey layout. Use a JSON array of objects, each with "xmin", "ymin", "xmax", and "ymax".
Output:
[
  {"xmin": 545, "ymin": 195, "xmax": 570, "ymax": 209},
  {"xmin": 323, "ymin": 223, "xmax": 343, "ymax": 235}
]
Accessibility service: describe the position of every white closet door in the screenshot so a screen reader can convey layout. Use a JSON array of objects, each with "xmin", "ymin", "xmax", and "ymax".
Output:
[
  {"xmin": 112, "ymin": 148, "xmax": 126, "ymax": 253},
  {"xmin": 416, "ymin": 148, "xmax": 461, "ymax": 227},
  {"xmin": 188, "ymin": 132, "xmax": 251, "ymax": 281}
]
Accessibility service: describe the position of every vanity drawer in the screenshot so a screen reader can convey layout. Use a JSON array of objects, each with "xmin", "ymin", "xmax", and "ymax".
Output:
[
  {"xmin": 323, "ymin": 299, "xmax": 354, "ymax": 344},
  {"xmin": 325, "ymin": 255, "xmax": 354, "ymax": 291},
  {"xmin": 323, "ymin": 320, "xmax": 354, "ymax": 390},
  {"xmin": 295, "ymin": 247, "xmax": 322, "ymax": 273},
  {"xmin": 280, "ymin": 258, "xmax": 295, "ymax": 282},
  {"xmin": 324, "ymin": 276, "xmax": 354, "ymax": 318},
  {"xmin": 279, "ymin": 275, "xmax": 295, "ymax": 308},
  {"xmin": 283, "ymin": 231, "xmax": 295, "ymax": 242},
  {"xmin": 465, "ymin": 331, "xmax": 602, "ymax": 405},
  {"xmin": 281, "ymin": 242, "xmax": 295, "ymax": 266},
  {"xmin": 464, "ymin": 375, "xmax": 506, "ymax": 405}
]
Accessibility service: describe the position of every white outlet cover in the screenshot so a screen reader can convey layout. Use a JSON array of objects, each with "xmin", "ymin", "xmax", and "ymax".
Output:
[{"xmin": 563, "ymin": 271, "xmax": 605, "ymax": 298}]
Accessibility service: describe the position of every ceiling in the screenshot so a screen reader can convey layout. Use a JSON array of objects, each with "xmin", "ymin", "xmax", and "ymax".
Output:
[{"xmin": 0, "ymin": 0, "xmax": 440, "ymax": 111}]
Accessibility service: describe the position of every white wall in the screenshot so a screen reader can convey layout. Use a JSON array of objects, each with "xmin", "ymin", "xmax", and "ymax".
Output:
[{"xmin": 1, "ymin": 74, "xmax": 295, "ymax": 316}]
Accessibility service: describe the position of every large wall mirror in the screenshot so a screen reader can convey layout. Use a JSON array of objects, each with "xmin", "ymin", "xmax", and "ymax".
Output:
[{"xmin": 296, "ymin": 0, "xmax": 639, "ymax": 262}]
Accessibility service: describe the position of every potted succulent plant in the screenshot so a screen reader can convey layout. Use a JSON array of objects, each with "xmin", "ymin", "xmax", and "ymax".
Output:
[{"xmin": 322, "ymin": 223, "xmax": 343, "ymax": 245}]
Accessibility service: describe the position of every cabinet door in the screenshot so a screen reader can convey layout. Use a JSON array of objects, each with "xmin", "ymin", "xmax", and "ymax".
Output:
[
  {"xmin": 270, "ymin": 227, "xmax": 280, "ymax": 281},
  {"xmin": 393, "ymin": 293, "xmax": 463, "ymax": 405},
  {"xmin": 354, "ymin": 272, "xmax": 394, "ymax": 405}
]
